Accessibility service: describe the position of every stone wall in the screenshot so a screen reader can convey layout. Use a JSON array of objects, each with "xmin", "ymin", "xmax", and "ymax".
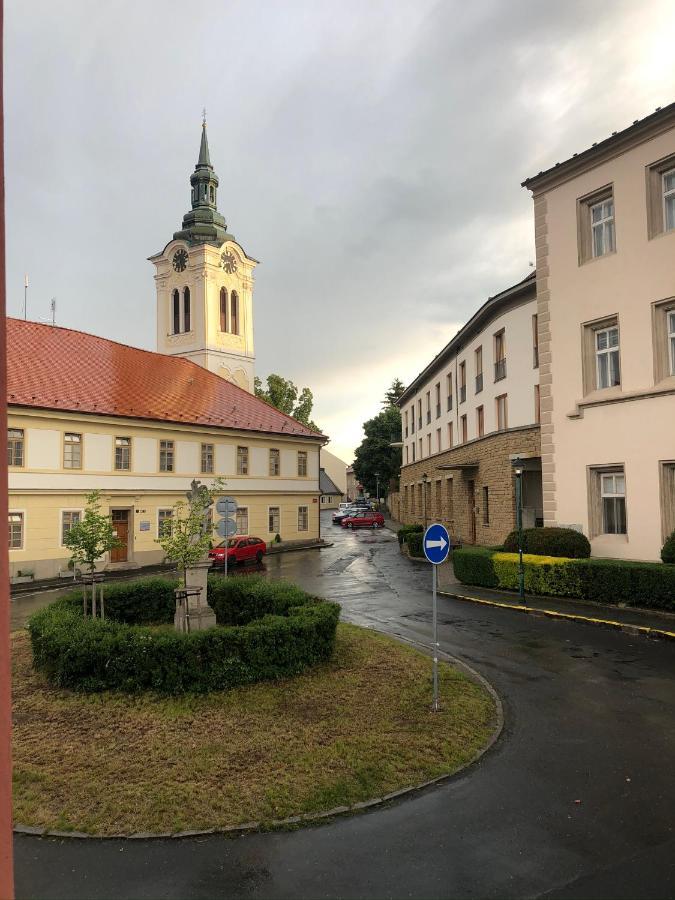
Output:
[{"xmin": 398, "ymin": 425, "xmax": 541, "ymax": 546}]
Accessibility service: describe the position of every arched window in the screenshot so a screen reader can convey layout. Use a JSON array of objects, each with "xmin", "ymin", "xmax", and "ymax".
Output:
[
  {"xmin": 209, "ymin": 185, "xmax": 215, "ymax": 203},
  {"xmin": 220, "ymin": 287, "xmax": 228, "ymax": 332},
  {"xmin": 230, "ymin": 291, "xmax": 239, "ymax": 335},
  {"xmin": 183, "ymin": 287, "xmax": 191, "ymax": 333},
  {"xmin": 172, "ymin": 289, "xmax": 180, "ymax": 335}
]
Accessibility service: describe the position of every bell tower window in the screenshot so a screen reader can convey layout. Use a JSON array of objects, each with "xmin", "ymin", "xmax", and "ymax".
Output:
[
  {"xmin": 220, "ymin": 288, "xmax": 228, "ymax": 332},
  {"xmin": 183, "ymin": 287, "xmax": 191, "ymax": 333},
  {"xmin": 209, "ymin": 185, "xmax": 215, "ymax": 203},
  {"xmin": 172, "ymin": 290, "xmax": 180, "ymax": 335},
  {"xmin": 231, "ymin": 291, "xmax": 239, "ymax": 335}
]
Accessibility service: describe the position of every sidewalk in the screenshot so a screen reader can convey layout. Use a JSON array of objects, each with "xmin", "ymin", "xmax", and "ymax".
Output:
[{"xmin": 438, "ymin": 561, "xmax": 675, "ymax": 641}]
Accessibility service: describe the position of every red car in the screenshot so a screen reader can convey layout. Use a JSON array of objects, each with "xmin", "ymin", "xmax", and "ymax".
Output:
[
  {"xmin": 209, "ymin": 536, "xmax": 267, "ymax": 567},
  {"xmin": 341, "ymin": 510, "xmax": 385, "ymax": 529}
]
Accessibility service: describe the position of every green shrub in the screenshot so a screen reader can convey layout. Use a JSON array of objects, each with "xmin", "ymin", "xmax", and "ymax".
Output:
[
  {"xmin": 661, "ymin": 530, "xmax": 675, "ymax": 565},
  {"xmin": 452, "ymin": 548, "xmax": 675, "ymax": 611},
  {"xmin": 397, "ymin": 524, "xmax": 424, "ymax": 546},
  {"xmin": 28, "ymin": 576, "xmax": 340, "ymax": 694},
  {"xmin": 503, "ymin": 527, "xmax": 591, "ymax": 559},
  {"xmin": 453, "ymin": 547, "xmax": 498, "ymax": 588},
  {"xmin": 406, "ymin": 532, "xmax": 425, "ymax": 558}
]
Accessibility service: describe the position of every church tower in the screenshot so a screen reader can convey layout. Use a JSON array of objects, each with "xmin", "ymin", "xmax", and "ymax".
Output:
[{"xmin": 149, "ymin": 120, "xmax": 257, "ymax": 393}]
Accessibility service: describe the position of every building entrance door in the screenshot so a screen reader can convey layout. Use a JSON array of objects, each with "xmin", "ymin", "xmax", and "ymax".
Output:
[
  {"xmin": 467, "ymin": 480, "xmax": 476, "ymax": 544},
  {"xmin": 111, "ymin": 509, "xmax": 130, "ymax": 562}
]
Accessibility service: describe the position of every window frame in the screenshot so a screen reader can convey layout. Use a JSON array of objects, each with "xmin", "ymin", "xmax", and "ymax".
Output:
[
  {"xmin": 159, "ymin": 439, "xmax": 175, "ymax": 473},
  {"xmin": 298, "ymin": 505, "xmax": 309, "ymax": 532},
  {"xmin": 495, "ymin": 394, "xmax": 508, "ymax": 432},
  {"xmin": 588, "ymin": 465, "xmax": 627, "ymax": 538},
  {"xmin": 577, "ymin": 184, "xmax": 615, "ymax": 263},
  {"xmin": 201, "ymin": 442, "xmax": 214, "ymax": 474},
  {"xmin": 269, "ymin": 448, "xmax": 280, "ymax": 476},
  {"xmin": 268, "ymin": 506, "xmax": 280, "ymax": 534},
  {"xmin": 8, "ymin": 511, "xmax": 24, "ymax": 550},
  {"xmin": 235, "ymin": 506, "xmax": 249, "ymax": 535},
  {"xmin": 236, "ymin": 445, "xmax": 249, "ymax": 476},
  {"xmin": 646, "ymin": 154, "xmax": 675, "ymax": 238},
  {"xmin": 61, "ymin": 509, "xmax": 82, "ymax": 546},
  {"xmin": 594, "ymin": 325, "xmax": 621, "ymax": 390},
  {"xmin": 460, "ymin": 414, "xmax": 467, "ymax": 443},
  {"xmin": 8, "ymin": 427, "xmax": 24, "ymax": 467},
  {"xmin": 475, "ymin": 346, "xmax": 483, "ymax": 393},
  {"xmin": 114, "ymin": 436, "xmax": 131, "ymax": 471},
  {"xmin": 297, "ymin": 450, "xmax": 308, "ymax": 477},
  {"xmin": 476, "ymin": 405, "xmax": 484, "ymax": 438},
  {"xmin": 600, "ymin": 471, "xmax": 627, "ymax": 535},
  {"xmin": 663, "ymin": 168, "xmax": 675, "ymax": 232},
  {"xmin": 63, "ymin": 432, "xmax": 82, "ymax": 470},
  {"xmin": 157, "ymin": 508, "xmax": 174, "ymax": 538},
  {"xmin": 581, "ymin": 314, "xmax": 620, "ymax": 395}
]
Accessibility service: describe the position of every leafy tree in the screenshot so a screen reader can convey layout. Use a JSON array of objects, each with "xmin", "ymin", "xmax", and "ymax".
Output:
[
  {"xmin": 64, "ymin": 490, "xmax": 122, "ymax": 617},
  {"xmin": 254, "ymin": 373, "xmax": 321, "ymax": 432},
  {"xmin": 157, "ymin": 478, "xmax": 224, "ymax": 587},
  {"xmin": 352, "ymin": 406, "xmax": 402, "ymax": 499},
  {"xmin": 382, "ymin": 378, "xmax": 406, "ymax": 408}
]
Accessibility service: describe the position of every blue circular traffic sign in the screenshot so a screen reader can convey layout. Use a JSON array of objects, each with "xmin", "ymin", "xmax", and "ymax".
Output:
[{"xmin": 423, "ymin": 523, "xmax": 451, "ymax": 564}]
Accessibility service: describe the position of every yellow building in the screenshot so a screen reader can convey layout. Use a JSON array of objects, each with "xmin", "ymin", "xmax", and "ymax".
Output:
[{"xmin": 7, "ymin": 123, "xmax": 326, "ymax": 580}]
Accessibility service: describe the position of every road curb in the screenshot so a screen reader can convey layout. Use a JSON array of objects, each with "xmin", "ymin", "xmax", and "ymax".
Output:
[
  {"xmin": 439, "ymin": 590, "xmax": 675, "ymax": 642},
  {"xmin": 13, "ymin": 632, "xmax": 504, "ymax": 842}
]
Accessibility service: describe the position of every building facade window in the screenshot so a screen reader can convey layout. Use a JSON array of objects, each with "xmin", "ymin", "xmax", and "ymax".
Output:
[
  {"xmin": 496, "ymin": 394, "xmax": 508, "ymax": 431},
  {"xmin": 647, "ymin": 156, "xmax": 675, "ymax": 238},
  {"xmin": 476, "ymin": 405, "xmax": 484, "ymax": 437},
  {"xmin": 494, "ymin": 330, "xmax": 506, "ymax": 381},
  {"xmin": 446, "ymin": 373, "xmax": 453, "ymax": 411},
  {"xmin": 412, "ymin": 442, "xmax": 416, "ymax": 462},
  {"xmin": 459, "ymin": 362, "xmax": 466, "ymax": 404},
  {"xmin": 172, "ymin": 289, "xmax": 180, "ymax": 334},
  {"xmin": 230, "ymin": 291, "xmax": 239, "ymax": 335},
  {"xmin": 236, "ymin": 507, "xmax": 249, "ymax": 534},
  {"xmin": 183, "ymin": 287, "xmax": 191, "ymax": 332},
  {"xmin": 534, "ymin": 384, "xmax": 541, "ymax": 424},
  {"xmin": 8, "ymin": 512, "xmax": 23, "ymax": 549},
  {"xmin": 590, "ymin": 198, "xmax": 615, "ymax": 257},
  {"xmin": 269, "ymin": 448, "xmax": 280, "ymax": 476},
  {"xmin": 600, "ymin": 471, "xmax": 627, "ymax": 534},
  {"xmin": 63, "ymin": 433, "xmax": 82, "ymax": 469},
  {"xmin": 475, "ymin": 346, "xmax": 483, "ymax": 393},
  {"xmin": 460, "ymin": 415, "xmax": 468, "ymax": 443},
  {"xmin": 237, "ymin": 446, "xmax": 249, "ymax": 475},
  {"xmin": 660, "ymin": 462, "xmax": 675, "ymax": 543},
  {"xmin": 595, "ymin": 325, "xmax": 621, "ymax": 389},
  {"xmin": 114, "ymin": 436, "xmax": 131, "ymax": 471},
  {"xmin": 410, "ymin": 405, "xmax": 415, "ymax": 433},
  {"xmin": 297, "ymin": 451, "xmax": 308, "ymax": 477},
  {"xmin": 532, "ymin": 314, "xmax": 539, "ymax": 368},
  {"xmin": 158, "ymin": 508, "xmax": 173, "ymax": 537},
  {"xmin": 447, "ymin": 422, "xmax": 454, "ymax": 448},
  {"xmin": 669, "ymin": 310, "xmax": 675, "ymax": 376},
  {"xmin": 417, "ymin": 399, "xmax": 422, "ymax": 429},
  {"xmin": 426, "ymin": 391, "xmax": 431, "ymax": 424},
  {"xmin": 201, "ymin": 443, "xmax": 214, "ymax": 474},
  {"xmin": 436, "ymin": 428, "xmax": 442, "ymax": 452},
  {"xmin": 435, "ymin": 382, "xmax": 441, "ymax": 418},
  {"xmin": 220, "ymin": 288, "xmax": 228, "ymax": 332},
  {"xmin": 8, "ymin": 428, "xmax": 24, "ymax": 467},
  {"xmin": 268, "ymin": 506, "xmax": 280, "ymax": 533},
  {"xmin": 482, "ymin": 486, "xmax": 489, "ymax": 525},
  {"xmin": 159, "ymin": 439, "xmax": 174, "ymax": 472},
  {"xmin": 418, "ymin": 437, "xmax": 423, "ymax": 459},
  {"xmin": 406, "ymin": 445, "xmax": 409, "ymax": 464},
  {"xmin": 427, "ymin": 434, "xmax": 431, "ymax": 456},
  {"xmin": 61, "ymin": 510, "xmax": 81, "ymax": 545},
  {"xmin": 404, "ymin": 410, "xmax": 408, "ymax": 438},
  {"xmin": 298, "ymin": 506, "xmax": 309, "ymax": 532},
  {"xmin": 663, "ymin": 169, "xmax": 675, "ymax": 231}
]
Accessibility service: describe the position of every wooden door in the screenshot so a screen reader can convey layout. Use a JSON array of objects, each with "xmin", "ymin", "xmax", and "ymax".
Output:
[
  {"xmin": 111, "ymin": 510, "xmax": 129, "ymax": 562},
  {"xmin": 467, "ymin": 480, "xmax": 476, "ymax": 544}
]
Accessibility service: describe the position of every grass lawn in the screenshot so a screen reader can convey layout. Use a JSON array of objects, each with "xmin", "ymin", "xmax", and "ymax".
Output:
[{"xmin": 12, "ymin": 623, "xmax": 496, "ymax": 835}]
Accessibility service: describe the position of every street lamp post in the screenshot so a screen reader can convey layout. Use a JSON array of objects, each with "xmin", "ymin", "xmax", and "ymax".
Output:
[
  {"xmin": 512, "ymin": 458, "xmax": 525, "ymax": 603},
  {"xmin": 422, "ymin": 472, "xmax": 429, "ymax": 530}
]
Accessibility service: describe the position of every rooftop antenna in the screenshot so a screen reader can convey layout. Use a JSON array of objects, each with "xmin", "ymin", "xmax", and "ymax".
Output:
[
  {"xmin": 50, "ymin": 298, "xmax": 56, "ymax": 325},
  {"xmin": 23, "ymin": 274, "xmax": 28, "ymax": 320}
]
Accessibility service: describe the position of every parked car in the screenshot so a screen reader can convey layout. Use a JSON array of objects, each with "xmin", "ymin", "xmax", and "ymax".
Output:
[
  {"xmin": 337, "ymin": 502, "xmax": 351, "ymax": 512},
  {"xmin": 209, "ymin": 536, "xmax": 267, "ymax": 567},
  {"xmin": 341, "ymin": 510, "xmax": 385, "ymax": 529},
  {"xmin": 332, "ymin": 507, "xmax": 360, "ymax": 524}
]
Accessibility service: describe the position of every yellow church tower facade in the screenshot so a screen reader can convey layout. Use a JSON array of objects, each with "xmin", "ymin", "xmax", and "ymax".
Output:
[{"xmin": 149, "ymin": 121, "xmax": 257, "ymax": 392}]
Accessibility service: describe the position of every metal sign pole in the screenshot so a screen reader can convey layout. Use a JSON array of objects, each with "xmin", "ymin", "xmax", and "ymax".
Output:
[{"xmin": 432, "ymin": 563, "xmax": 439, "ymax": 712}]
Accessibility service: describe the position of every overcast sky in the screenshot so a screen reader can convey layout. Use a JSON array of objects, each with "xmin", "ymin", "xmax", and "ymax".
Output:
[{"xmin": 6, "ymin": 0, "xmax": 675, "ymax": 462}]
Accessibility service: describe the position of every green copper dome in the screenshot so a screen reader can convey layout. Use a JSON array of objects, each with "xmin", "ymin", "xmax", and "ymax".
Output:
[{"xmin": 173, "ymin": 122, "xmax": 234, "ymax": 245}]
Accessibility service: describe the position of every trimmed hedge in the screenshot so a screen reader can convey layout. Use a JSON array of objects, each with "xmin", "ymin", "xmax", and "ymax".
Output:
[
  {"xmin": 503, "ymin": 527, "xmax": 591, "ymax": 559},
  {"xmin": 662, "ymin": 530, "xmax": 675, "ymax": 565},
  {"xmin": 397, "ymin": 524, "xmax": 424, "ymax": 546},
  {"xmin": 28, "ymin": 577, "xmax": 340, "ymax": 694},
  {"xmin": 406, "ymin": 532, "xmax": 425, "ymax": 558},
  {"xmin": 453, "ymin": 548, "xmax": 675, "ymax": 610}
]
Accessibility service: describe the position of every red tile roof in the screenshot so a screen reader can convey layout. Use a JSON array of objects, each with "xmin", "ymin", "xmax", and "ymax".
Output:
[{"xmin": 6, "ymin": 318, "xmax": 325, "ymax": 440}]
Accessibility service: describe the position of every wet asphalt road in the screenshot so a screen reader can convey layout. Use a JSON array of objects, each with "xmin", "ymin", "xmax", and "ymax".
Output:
[{"xmin": 14, "ymin": 513, "xmax": 675, "ymax": 899}]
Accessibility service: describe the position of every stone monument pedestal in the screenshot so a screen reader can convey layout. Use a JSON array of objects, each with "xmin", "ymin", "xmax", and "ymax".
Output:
[{"xmin": 174, "ymin": 559, "xmax": 217, "ymax": 632}]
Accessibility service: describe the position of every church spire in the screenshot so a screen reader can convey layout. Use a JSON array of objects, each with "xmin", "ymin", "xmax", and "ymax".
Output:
[{"xmin": 173, "ymin": 117, "xmax": 232, "ymax": 246}]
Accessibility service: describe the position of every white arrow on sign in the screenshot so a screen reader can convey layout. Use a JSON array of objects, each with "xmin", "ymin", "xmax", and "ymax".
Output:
[{"xmin": 426, "ymin": 537, "xmax": 448, "ymax": 551}]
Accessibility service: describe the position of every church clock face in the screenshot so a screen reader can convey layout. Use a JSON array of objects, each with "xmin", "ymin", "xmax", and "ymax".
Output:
[
  {"xmin": 172, "ymin": 249, "xmax": 188, "ymax": 273},
  {"xmin": 221, "ymin": 251, "xmax": 238, "ymax": 274}
]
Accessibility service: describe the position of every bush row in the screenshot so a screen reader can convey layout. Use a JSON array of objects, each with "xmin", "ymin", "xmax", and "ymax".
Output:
[
  {"xmin": 28, "ymin": 576, "xmax": 340, "ymax": 694},
  {"xmin": 397, "ymin": 523, "xmax": 424, "ymax": 546},
  {"xmin": 406, "ymin": 532, "xmax": 425, "ymax": 558},
  {"xmin": 503, "ymin": 527, "xmax": 591, "ymax": 559},
  {"xmin": 453, "ymin": 548, "xmax": 675, "ymax": 610}
]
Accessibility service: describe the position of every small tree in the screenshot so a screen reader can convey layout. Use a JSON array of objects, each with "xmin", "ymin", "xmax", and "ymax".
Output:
[
  {"xmin": 64, "ymin": 490, "xmax": 122, "ymax": 617},
  {"xmin": 157, "ymin": 478, "xmax": 224, "ymax": 586}
]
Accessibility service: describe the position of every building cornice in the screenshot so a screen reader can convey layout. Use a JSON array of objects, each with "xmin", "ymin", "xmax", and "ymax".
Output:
[{"xmin": 522, "ymin": 101, "xmax": 675, "ymax": 195}]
